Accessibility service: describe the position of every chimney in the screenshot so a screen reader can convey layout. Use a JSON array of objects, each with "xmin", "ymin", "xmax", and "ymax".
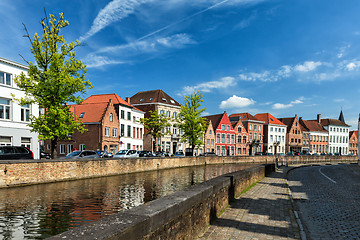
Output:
[
  {"xmin": 317, "ymin": 114, "xmax": 321, "ymax": 124},
  {"xmin": 125, "ymin": 97, "xmax": 130, "ymax": 103}
]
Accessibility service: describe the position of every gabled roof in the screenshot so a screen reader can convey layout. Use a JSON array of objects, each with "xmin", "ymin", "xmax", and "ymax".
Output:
[
  {"xmin": 254, "ymin": 113, "xmax": 285, "ymax": 126},
  {"xmin": 229, "ymin": 112, "xmax": 262, "ymax": 122},
  {"xmin": 204, "ymin": 113, "xmax": 224, "ymax": 131},
  {"xmin": 299, "ymin": 119, "xmax": 327, "ymax": 133},
  {"xmin": 349, "ymin": 130, "xmax": 358, "ymax": 138},
  {"xmin": 69, "ymin": 102, "xmax": 109, "ymax": 123},
  {"xmin": 278, "ymin": 116, "xmax": 298, "ymax": 133},
  {"xmin": 320, "ymin": 119, "xmax": 350, "ymax": 127},
  {"xmin": 82, "ymin": 93, "xmax": 143, "ymax": 112},
  {"xmin": 130, "ymin": 89, "xmax": 180, "ymax": 107}
]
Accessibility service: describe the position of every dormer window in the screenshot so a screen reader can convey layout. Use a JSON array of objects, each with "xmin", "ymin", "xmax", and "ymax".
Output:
[
  {"xmin": 170, "ymin": 100, "xmax": 175, "ymax": 104},
  {"xmin": 162, "ymin": 98, "xmax": 167, "ymax": 102},
  {"xmin": 140, "ymin": 99, "xmax": 144, "ymax": 102},
  {"xmin": 149, "ymin": 98, "xmax": 153, "ymax": 101},
  {"xmin": 79, "ymin": 112, "xmax": 85, "ymax": 118}
]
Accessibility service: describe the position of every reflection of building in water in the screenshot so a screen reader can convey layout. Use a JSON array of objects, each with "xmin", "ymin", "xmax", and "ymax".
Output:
[{"xmin": 119, "ymin": 182, "xmax": 146, "ymax": 210}]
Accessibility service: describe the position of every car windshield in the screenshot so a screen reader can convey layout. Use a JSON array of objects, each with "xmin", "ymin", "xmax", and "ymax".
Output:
[
  {"xmin": 66, "ymin": 151, "xmax": 81, "ymax": 157},
  {"xmin": 115, "ymin": 150, "xmax": 127, "ymax": 155}
]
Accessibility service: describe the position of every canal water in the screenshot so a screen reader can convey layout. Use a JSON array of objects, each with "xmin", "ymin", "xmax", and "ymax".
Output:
[{"xmin": 0, "ymin": 163, "xmax": 253, "ymax": 239}]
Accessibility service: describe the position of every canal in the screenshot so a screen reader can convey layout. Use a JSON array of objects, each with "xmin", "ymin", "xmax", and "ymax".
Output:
[{"xmin": 0, "ymin": 163, "xmax": 254, "ymax": 239}]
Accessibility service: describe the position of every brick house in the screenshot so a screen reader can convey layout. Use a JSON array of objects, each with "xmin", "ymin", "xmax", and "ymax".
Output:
[
  {"xmin": 279, "ymin": 115, "xmax": 303, "ymax": 154},
  {"xmin": 229, "ymin": 113, "xmax": 264, "ymax": 155},
  {"xmin": 231, "ymin": 119, "xmax": 248, "ymax": 156},
  {"xmin": 349, "ymin": 130, "xmax": 358, "ymax": 155},
  {"xmin": 299, "ymin": 116, "xmax": 328, "ymax": 154},
  {"xmin": 203, "ymin": 120, "xmax": 215, "ymax": 153},
  {"xmin": 204, "ymin": 112, "xmax": 236, "ymax": 156},
  {"xmin": 130, "ymin": 89, "xmax": 185, "ymax": 154},
  {"xmin": 82, "ymin": 94, "xmax": 144, "ymax": 151},
  {"xmin": 254, "ymin": 113, "xmax": 286, "ymax": 155},
  {"xmin": 45, "ymin": 99, "xmax": 120, "ymax": 157}
]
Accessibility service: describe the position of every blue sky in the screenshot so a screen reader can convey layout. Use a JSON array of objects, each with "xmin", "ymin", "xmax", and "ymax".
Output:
[{"xmin": 1, "ymin": 0, "xmax": 360, "ymax": 129}]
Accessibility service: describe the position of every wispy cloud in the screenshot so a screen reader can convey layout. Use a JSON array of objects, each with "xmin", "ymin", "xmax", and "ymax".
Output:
[
  {"xmin": 85, "ymin": 55, "xmax": 125, "ymax": 68},
  {"xmin": 219, "ymin": 95, "xmax": 255, "ymax": 109},
  {"xmin": 272, "ymin": 97, "xmax": 304, "ymax": 109},
  {"xmin": 294, "ymin": 61, "xmax": 322, "ymax": 72},
  {"xmin": 80, "ymin": 0, "xmax": 149, "ymax": 41},
  {"xmin": 180, "ymin": 76, "xmax": 237, "ymax": 96}
]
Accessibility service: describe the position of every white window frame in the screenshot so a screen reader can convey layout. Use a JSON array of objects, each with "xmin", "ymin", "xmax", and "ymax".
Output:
[
  {"xmin": 60, "ymin": 144, "xmax": 65, "ymax": 154},
  {"xmin": 67, "ymin": 144, "xmax": 73, "ymax": 154},
  {"xmin": 0, "ymin": 98, "xmax": 11, "ymax": 120},
  {"xmin": 113, "ymin": 128, "xmax": 117, "ymax": 138},
  {"xmin": 79, "ymin": 144, "xmax": 85, "ymax": 151},
  {"xmin": 21, "ymin": 104, "xmax": 31, "ymax": 122},
  {"xmin": 105, "ymin": 127, "xmax": 110, "ymax": 137}
]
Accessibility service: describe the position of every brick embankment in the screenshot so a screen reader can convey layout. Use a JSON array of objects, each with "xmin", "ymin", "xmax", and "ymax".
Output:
[{"xmin": 199, "ymin": 168, "xmax": 301, "ymax": 240}]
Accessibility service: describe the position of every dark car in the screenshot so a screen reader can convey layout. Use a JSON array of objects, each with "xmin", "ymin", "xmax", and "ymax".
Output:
[
  {"xmin": 62, "ymin": 150, "xmax": 99, "ymax": 159},
  {"xmin": 155, "ymin": 151, "xmax": 170, "ymax": 157},
  {"xmin": 40, "ymin": 150, "xmax": 51, "ymax": 159},
  {"xmin": 138, "ymin": 151, "xmax": 154, "ymax": 157},
  {"xmin": 174, "ymin": 151, "xmax": 185, "ymax": 157},
  {"xmin": 0, "ymin": 146, "xmax": 34, "ymax": 160},
  {"xmin": 97, "ymin": 150, "xmax": 113, "ymax": 158}
]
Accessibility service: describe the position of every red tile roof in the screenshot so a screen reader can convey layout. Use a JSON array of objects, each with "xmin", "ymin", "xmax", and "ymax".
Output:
[
  {"xmin": 130, "ymin": 89, "xmax": 180, "ymax": 107},
  {"xmin": 82, "ymin": 93, "xmax": 143, "ymax": 112},
  {"xmin": 204, "ymin": 113, "xmax": 224, "ymax": 131},
  {"xmin": 254, "ymin": 113, "xmax": 285, "ymax": 126},
  {"xmin": 69, "ymin": 102, "xmax": 109, "ymax": 123},
  {"xmin": 320, "ymin": 119, "xmax": 350, "ymax": 127},
  {"xmin": 299, "ymin": 119, "xmax": 327, "ymax": 132}
]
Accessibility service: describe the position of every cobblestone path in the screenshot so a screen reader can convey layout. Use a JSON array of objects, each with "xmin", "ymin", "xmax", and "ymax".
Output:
[{"xmin": 199, "ymin": 169, "xmax": 300, "ymax": 240}]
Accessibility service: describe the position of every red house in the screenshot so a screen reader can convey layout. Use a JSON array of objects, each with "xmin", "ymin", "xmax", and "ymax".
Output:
[{"xmin": 204, "ymin": 112, "xmax": 236, "ymax": 156}]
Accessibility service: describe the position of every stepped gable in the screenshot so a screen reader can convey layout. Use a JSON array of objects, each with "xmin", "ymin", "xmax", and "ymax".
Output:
[
  {"xmin": 130, "ymin": 89, "xmax": 180, "ymax": 107},
  {"xmin": 254, "ymin": 113, "xmax": 285, "ymax": 125},
  {"xmin": 69, "ymin": 102, "xmax": 109, "ymax": 123},
  {"xmin": 204, "ymin": 113, "xmax": 224, "ymax": 131}
]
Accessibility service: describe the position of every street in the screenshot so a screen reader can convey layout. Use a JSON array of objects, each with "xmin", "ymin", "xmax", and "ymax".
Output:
[{"xmin": 288, "ymin": 164, "xmax": 360, "ymax": 240}]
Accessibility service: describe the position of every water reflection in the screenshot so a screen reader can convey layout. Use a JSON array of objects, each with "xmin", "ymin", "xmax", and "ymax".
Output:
[{"xmin": 0, "ymin": 163, "xmax": 252, "ymax": 239}]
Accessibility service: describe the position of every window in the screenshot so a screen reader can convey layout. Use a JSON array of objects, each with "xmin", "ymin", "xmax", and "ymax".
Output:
[
  {"xmin": 79, "ymin": 112, "xmax": 85, "ymax": 118},
  {"xmin": 243, "ymin": 135, "xmax": 247, "ymax": 143},
  {"xmin": 249, "ymin": 124, "xmax": 253, "ymax": 131},
  {"xmin": 160, "ymin": 110, "xmax": 165, "ymax": 115},
  {"xmin": 166, "ymin": 111, "xmax": 171, "ymax": 117},
  {"xmin": 67, "ymin": 144, "xmax": 73, "ymax": 154},
  {"xmin": 216, "ymin": 146, "xmax": 220, "ymax": 155},
  {"xmin": 105, "ymin": 127, "xmax": 110, "ymax": 137},
  {"xmin": 227, "ymin": 134, "xmax": 230, "ymax": 143},
  {"xmin": 120, "ymin": 124, "xmax": 125, "ymax": 136},
  {"xmin": 249, "ymin": 133, "xmax": 252, "ymax": 141},
  {"xmin": 60, "ymin": 144, "xmax": 65, "ymax": 154},
  {"xmin": 121, "ymin": 110, "xmax": 125, "ymax": 119},
  {"xmin": 0, "ymin": 98, "xmax": 11, "ymax": 120},
  {"xmin": 127, "ymin": 112, "xmax": 131, "ymax": 120},
  {"xmin": 254, "ymin": 125, "xmax": 257, "ymax": 131},
  {"xmin": 238, "ymin": 126, "xmax": 242, "ymax": 132},
  {"xmin": 270, "ymin": 127, "xmax": 273, "ymax": 132},
  {"xmin": 112, "ymin": 128, "xmax": 117, "ymax": 138},
  {"xmin": 173, "ymin": 112, "xmax": 177, "ymax": 118},
  {"xmin": 211, "ymin": 139, "xmax": 214, "ymax": 146},
  {"xmin": 259, "ymin": 125, "xmax": 261, "ymax": 131},
  {"xmin": 227, "ymin": 125, "xmax": 230, "ymax": 131},
  {"xmin": 21, "ymin": 104, "xmax": 30, "ymax": 122},
  {"xmin": 231, "ymin": 134, "xmax": 234, "ymax": 144},
  {"xmin": 79, "ymin": 144, "xmax": 85, "ymax": 151},
  {"xmin": 21, "ymin": 137, "xmax": 31, "ymax": 149},
  {"xmin": 0, "ymin": 72, "xmax": 11, "ymax": 86},
  {"xmin": 270, "ymin": 135, "xmax": 273, "ymax": 142},
  {"xmin": 254, "ymin": 133, "xmax": 257, "ymax": 140},
  {"xmin": 238, "ymin": 135, "xmax": 242, "ymax": 143},
  {"xmin": 221, "ymin": 125, "xmax": 225, "ymax": 130},
  {"xmin": 209, "ymin": 130, "xmax": 212, "ymax": 135},
  {"xmin": 110, "ymin": 113, "xmax": 113, "ymax": 122}
]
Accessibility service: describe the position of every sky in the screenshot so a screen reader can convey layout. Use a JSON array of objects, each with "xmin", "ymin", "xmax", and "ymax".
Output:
[{"xmin": 1, "ymin": 0, "xmax": 360, "ymax": 129}]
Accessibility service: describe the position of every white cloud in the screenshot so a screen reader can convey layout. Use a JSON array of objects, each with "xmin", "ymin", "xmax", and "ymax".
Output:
[
  {"xmin": 80, "ymin": 0, "xmax": 150, "ymax": 41},
  {"xmin": 345, "ymin": 61, "xmax": 360, "ymax": 71},
  {"xmin": 85, "ymin": 55, "xmax": 125, "ymax": 68},
  {"xmin": 180, "ymin": 76, "xmax": 237, "ymax": 95},
  {"xmin": 294, "ymin": 61, "xmax": 322, "ymax": 72},
  {"xmin": 219, "ymin": 95, "xmax": 255, "ymax": 109},
  {"xmin": 272, "ymin": 103, "xmax": 293, "ymax": 109},
  {"xmin": 238, "ymin": 70, "xmax": 278, "ymax": 82}
]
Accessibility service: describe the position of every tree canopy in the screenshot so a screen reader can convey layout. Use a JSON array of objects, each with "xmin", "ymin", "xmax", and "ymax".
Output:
[
  {"xmin": 14, "ymin": 12, "xmax": 93, "ymax": 158},
  {"xmin": 177, "ymin": 91, "xmax": 208, "ymax": 154},
  {"xmin": 140, "ymin": 110, "xmax": 170, "ymax": 152}
]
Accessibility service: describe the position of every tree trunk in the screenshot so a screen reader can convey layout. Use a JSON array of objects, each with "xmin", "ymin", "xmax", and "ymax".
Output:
[{"xmin": 51, "ymin": 137, "xmax": 58, "ymax": 159}]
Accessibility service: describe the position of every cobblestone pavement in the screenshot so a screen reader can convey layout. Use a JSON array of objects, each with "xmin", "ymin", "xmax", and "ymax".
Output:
[
  {"xmin": 199, "ymin": 168, "xmax": 301, "ymax": 240},
  {"xmin": 287, "ymin": 164, "xmax": 360, "ymax": 240}
]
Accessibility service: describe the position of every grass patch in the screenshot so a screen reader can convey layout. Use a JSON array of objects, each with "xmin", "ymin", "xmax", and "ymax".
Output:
[{"xmin": 236, "ymin": 177, "xmax": 264, "ymax": 198}]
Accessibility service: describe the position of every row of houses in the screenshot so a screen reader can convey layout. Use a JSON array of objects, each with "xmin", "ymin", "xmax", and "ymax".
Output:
[
  {"xmin": 201, "ymin": 111, "xmax": 357, "ymax": 156},
  {"xmin": 1, "ymin": 57, "xmax": 359, "ymax": 158}
]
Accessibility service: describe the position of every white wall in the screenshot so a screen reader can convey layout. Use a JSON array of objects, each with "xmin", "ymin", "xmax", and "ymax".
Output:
[{"xmin": 0, "ymin": 58, "xmax": 39, "ymax": 158}]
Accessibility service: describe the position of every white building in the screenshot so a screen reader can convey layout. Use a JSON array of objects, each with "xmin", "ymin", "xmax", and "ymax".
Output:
[
  {"xmin": 255, "ymin": 113, "xmax": 287, "ymax": 155},
  {"xmin": 0, "ymin": 57, "xmax": 39, "ymax": 158},
  {"xmin": 320, "ymin": 112, "xmax": 350, "ymax": 155}
]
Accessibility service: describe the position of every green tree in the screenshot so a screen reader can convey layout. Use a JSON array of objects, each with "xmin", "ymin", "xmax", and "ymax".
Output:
[
  {"xmin": 177, "ymin": 91, "xmax": 208, "ymax": 155},
  {"xmin": 14, "ymin": 12, "xmax": 93, "ymax": 158},
  {"xmin": 140, "ymin": 110, "xmax": 170, "ymax": 152}
]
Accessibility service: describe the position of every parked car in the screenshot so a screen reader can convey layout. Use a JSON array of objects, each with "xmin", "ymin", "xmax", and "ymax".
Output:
[
  {"xmin": 97, "ymin": 150, "xmax": 113, "ymax": 158},
  {"xmin": 113, "ymin": 150, "xmax": 139, "ymax": 158},
  {"xmin": 62, "ymin": 150, "xmax": 99, "ymax": 159},
  {"xmin": 199, "ymin": 152, "xmax": 216, "ymax": 157},
  {"xmin": 0, "ymin": 146, "xmax": 34, "ymax": 160},
  {"xmin": 138, "ymin": 151, "xmax": 154, "ymax": 157},
  {"xmin": 174, "ymin": 151, "xmax": 185, "ymax": 157},
  {"xmin": 155, "ymin": 151, "xmax": 170, "ymax": 157},
  {"xmin": 40, "ymin": 149, "xmax": 51, "ymax": 159}
]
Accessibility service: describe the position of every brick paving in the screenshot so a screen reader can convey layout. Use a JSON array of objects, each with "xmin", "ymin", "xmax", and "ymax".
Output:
[{"xmin": 199, "ymin": 168, "xmax": 301, "ymax": 240}]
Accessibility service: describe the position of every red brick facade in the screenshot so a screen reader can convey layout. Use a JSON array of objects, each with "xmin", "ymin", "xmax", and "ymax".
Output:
[
  {"xmin": 349, "ymin": 130, "xmax": 358, "ymax": 155},
  {"xmin": 232, "ymin": 120, "xmax": 248, "ymax": 156},
  {"xmin": 279, "ymin": 115, "xmax": 303, "ymax": 153}
]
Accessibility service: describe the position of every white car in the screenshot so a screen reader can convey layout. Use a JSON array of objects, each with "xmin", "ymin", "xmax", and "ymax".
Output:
[{"xmin": 113, "ymin": 150, "xmax": 139, "ymax": 158}]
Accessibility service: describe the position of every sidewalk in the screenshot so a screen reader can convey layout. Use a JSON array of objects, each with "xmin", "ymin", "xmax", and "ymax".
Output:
[{"xmin": 199, "ymin": 168, "xmax": 301, "ymax": 240}]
